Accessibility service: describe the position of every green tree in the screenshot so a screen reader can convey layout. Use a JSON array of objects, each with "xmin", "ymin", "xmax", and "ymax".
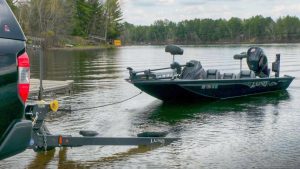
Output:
[
  {"xmin": 243, "ymin": 15, "xmax": 275, "ymax": 41},
  {"xmin": 275, "ymin": 16, "xmax": 300, "ymax": 41},
  {"xmin": 88, "ymin": 1, "xmax": 105, "ymax": 37},
  {"xmin": 228, "ymin": 17, "xmax": 243, "ymax": 40},
  {"xmin": 73, "ymin": 0, "xmax": 94, "ymax": 36},
  {"xmin": 6, "ymin": 0, "xmax": 17, "ymax": 14},
  {"xmin": 176, "ymin": 21, "xmax": 188, "ymax": 43},
  {"xmin": 104, "ymin": 0, "xmax": 123, "ymax": 40}
]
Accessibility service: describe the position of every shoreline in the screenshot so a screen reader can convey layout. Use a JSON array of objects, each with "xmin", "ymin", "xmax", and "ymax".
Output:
[
  {"xmin": 123, "ymin": 41, "xmax": 300, "ymax": 46},
  {"xmin": 49, "ymin": 45, "xmax": 116, "ymax": 51},
  {"xmin": 40, "ymin": 41, "xmax": 300, "ymax": 50}
]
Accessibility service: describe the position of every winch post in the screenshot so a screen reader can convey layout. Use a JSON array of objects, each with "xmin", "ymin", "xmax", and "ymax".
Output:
[{"xmin": 38, "ymin": 47, "xmax": 44, "ymax": 100}]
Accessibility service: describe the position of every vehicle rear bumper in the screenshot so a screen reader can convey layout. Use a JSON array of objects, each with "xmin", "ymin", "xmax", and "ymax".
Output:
[{"xmin": 0, "ymin": 120, "xmax": 32, "ymax": 160}]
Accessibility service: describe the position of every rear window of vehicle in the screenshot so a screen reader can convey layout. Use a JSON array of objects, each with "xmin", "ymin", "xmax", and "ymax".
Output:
[{"xmin": 0, "ymin": 0, "xmax": 25, "ymax": 41}]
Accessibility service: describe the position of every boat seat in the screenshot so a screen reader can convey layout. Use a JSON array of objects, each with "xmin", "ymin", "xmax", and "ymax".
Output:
[
  {"xmin": 222, "ymin": 73, "xmax": 236, "ymax": 79},
  {"xmin": 206, "ymin": 69, "xmax": 221, "ymax": 79},
  {"xmin": 165, "ymin": 45, "xmax": 184, "ymax": 55},
  {"xmin": 237, "ymin": 70, "xmax": 256, "ymax": 79}
]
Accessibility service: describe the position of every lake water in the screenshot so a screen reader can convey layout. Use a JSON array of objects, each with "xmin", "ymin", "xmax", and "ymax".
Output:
[{"xmin": 1, "ymin": 44, "xmax": 300, "ymax": 168}]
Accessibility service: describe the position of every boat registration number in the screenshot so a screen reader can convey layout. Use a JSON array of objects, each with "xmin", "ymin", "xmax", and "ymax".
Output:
[{"xmin": 201, "ymin": 84, "xmax": 219, "ymax": 89}]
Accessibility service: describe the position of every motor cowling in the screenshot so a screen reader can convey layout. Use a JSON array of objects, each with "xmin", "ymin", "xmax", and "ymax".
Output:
[
  {"xmin": 181, "ymin": 60, "xmax": 206, "ymax": 79},
  {"xmin": 246, "ymin": 47, "xmax": 270, "ymax": 78}
]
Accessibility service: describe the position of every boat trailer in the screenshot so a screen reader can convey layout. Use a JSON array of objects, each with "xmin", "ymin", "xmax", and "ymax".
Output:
[{"xmin": 25, "ymin": 101, "xmax": 179, "ymax": 152}]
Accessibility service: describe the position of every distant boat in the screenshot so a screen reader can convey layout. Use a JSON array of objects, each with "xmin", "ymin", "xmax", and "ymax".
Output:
[{"xmin": 126, "ymin": 45, "xmax": 294, "ymax": 102}]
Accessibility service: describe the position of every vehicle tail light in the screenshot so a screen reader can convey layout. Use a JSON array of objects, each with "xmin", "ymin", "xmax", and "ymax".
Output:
[{"xmin": 17, "ymin": 52, "xmax": 30, "ymax": 103}]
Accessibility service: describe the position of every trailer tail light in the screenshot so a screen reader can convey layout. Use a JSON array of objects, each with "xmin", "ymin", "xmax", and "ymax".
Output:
[{"xmin": 17, "ymin": 52, "xmax": 30, "ymax": 103}]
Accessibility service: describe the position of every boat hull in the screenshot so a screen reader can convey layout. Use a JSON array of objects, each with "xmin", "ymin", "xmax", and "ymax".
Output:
[{"xmin": 129, "ymin": 76, "xmax": 294, "ymax": 102}]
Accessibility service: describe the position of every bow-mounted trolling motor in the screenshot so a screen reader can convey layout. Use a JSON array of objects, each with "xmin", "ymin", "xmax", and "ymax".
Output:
[{"xmin": 127, "ymin": 45, "xmax": 192, "ymax": 81}]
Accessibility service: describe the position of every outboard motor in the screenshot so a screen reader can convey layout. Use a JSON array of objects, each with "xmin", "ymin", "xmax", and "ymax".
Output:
[
  {"xmin": 246, "ymin": 47, "xmax": 270, "ymax": 78},
  {"xmin": 181, "ymin": 60, "xmax": 206, "ymax": 79}
]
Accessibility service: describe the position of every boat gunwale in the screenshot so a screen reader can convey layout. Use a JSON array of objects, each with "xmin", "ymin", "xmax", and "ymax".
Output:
[{"xmin": 128, "ymin": 75, "xmax": 295, "ymax": 85}]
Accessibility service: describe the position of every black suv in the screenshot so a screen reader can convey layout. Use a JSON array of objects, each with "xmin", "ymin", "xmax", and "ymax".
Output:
[{"xmin": 0, "ymin": 0, "xmax": 32, "ymax": 160}]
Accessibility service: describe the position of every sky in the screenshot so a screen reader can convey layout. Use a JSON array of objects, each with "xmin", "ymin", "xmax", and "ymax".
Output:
[{"xmin": 120, "ymin": 0, "xmax": 300, "ymax": 25}]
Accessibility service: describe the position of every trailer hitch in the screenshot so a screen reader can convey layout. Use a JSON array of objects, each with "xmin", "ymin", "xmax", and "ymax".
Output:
[{"xmin": 25, "ymin": 101, "xmax": 179, "ymax": 152}]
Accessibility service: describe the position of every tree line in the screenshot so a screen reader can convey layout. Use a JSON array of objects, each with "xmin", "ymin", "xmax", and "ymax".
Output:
[
  {"xmin": 122, "ymin": 15, "xmax": 300, "ymax": 45},
  {"xmin": 8, "ymin": 0, "xmax": 122, "ymax": 47},
  {"xmin": 7, "ymin": 1, "xmax": 300, "ymax": 46}
]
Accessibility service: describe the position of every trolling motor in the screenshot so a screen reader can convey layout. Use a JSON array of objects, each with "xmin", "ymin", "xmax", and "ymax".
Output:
[
  {"xmin": 25, "ymin": 101, "xmax": 179, "ymax": 152},
  {"xmin": 127, "ymin": 45, "xmax": 192, "ymax": 80}
]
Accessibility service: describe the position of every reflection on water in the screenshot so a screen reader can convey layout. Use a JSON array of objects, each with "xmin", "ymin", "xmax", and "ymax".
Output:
[
  {"xmin": 28, "ymin": 91, "xmax": 289, "ymax": 168},
  {"xmin": 1, "ymin": 44, "xmax": 300, "ymax": 168},
  {"xmin": 150, "ymin": 91, "xmax": 290, "ymax": 124},
  {"xmin": 28, "ymin": 48, "xmax": 122, "ymax": 92},
  {"xmin": 28, "ymin": 145, "xmax": 165, "ymax": 169}
]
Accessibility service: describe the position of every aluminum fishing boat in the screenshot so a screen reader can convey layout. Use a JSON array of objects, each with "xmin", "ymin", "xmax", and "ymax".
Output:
[{"xmin": 126, "ymin": 45, "xmax": 294, "ymax": 102}]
